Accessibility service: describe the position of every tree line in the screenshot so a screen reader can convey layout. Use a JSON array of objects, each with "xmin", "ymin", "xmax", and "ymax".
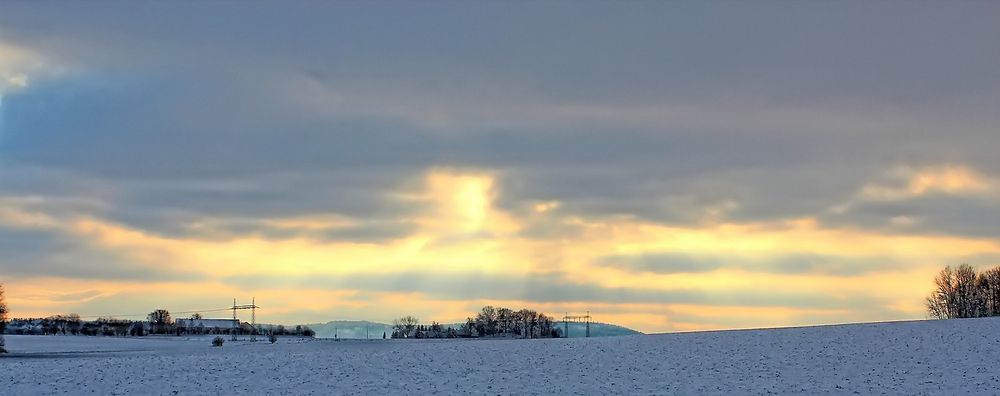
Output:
[
  {"xmin": 391, "ymin": 305, "xmax": 561, "ymax": 339},
  {"xmin": 926, "ymin": 264, "xmax": 1000, "ymax": 319},
  {"xmin": 2, "ymin": 308, "xmax": 314, "ymax": 338},
  {"xmin": 6, "ymin": 315, "xmax": 145, "ymax": 337}
]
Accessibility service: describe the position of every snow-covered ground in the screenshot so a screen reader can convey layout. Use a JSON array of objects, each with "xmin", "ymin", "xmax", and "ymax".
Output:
[{"xmin": 3, "ymin": 318, "xmax": 1000, "ymax": 395}]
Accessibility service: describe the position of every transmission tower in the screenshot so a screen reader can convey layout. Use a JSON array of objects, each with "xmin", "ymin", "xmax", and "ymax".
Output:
[
  {"xmin": 231, "ymin": 297, "xmax": 260, "ymax": 341},
  {"xmin": 562, "ymin": 311, "xmax": 592, "ymax": 338}
]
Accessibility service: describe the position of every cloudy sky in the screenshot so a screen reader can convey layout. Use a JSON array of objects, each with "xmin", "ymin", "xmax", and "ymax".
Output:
[{"xmin": 1, "ymin": 2, "xmax": 999, "ymax": 332}]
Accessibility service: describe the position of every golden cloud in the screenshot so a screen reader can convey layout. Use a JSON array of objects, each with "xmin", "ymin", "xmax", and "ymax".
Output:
[{"xmin": 3, "ymin": 168, "xmax": 998, "ymax": 332}]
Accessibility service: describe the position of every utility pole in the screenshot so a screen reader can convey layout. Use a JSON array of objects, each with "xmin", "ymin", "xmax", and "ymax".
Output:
[
  {"xmin": 232, "ymin": 298, "xmax": 238, "ymax": 341},
  {"xmin": 564, "ymin": 312, "xmax": 569, "ymax": 338}
]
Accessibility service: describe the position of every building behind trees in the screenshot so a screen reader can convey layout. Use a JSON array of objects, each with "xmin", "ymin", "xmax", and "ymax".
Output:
[{"xmin": 3, "ymin": 305, "xmax": 313, "ymax": 338}]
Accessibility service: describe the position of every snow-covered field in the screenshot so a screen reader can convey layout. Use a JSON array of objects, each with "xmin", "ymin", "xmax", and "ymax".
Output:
[{"xmin": 3, "ymin": 318, "xmax": 1000, "ymax": 395}]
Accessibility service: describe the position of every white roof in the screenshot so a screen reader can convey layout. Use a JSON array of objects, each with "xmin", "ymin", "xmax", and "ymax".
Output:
[{"xmin": 176, "ymin": 318, "xmax": 238, "ymax": 328}]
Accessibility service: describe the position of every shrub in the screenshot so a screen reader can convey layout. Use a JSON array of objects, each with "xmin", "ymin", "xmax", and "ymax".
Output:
[
  {"xmin": 212, "ymin": 336, "xmax": 225, "ymax": 347},
  {"xmin": 268, "ymin": 333, "xmax": 277, "ymax": 344}
]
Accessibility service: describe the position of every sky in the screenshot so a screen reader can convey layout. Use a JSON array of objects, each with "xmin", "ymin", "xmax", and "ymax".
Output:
[{"xmin": 1, "ymin": 2, "xmax": 999, "ymax": 333}]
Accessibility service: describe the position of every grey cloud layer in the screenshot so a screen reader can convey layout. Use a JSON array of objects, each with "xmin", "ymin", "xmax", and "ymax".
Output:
[
  {"xmin": 223, "ymin": 271, "xmax": 892, "ymax": 313},
  {"xmin": 0, "ymin": 226, "xmax": 197, "ymax": 282},
  {"xmin": 1, "ymin": 2, "xmax": 999, "ymax": 285},
  {"xmin": 821, "ymin": 194, "xmax": 1000, "ymax": 239},
  {"xmin": 597, "ymin": 253, "xmax": 903, "ymax": 276}
]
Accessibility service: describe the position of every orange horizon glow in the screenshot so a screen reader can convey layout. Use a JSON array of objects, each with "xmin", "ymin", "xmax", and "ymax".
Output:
[{"xmin": 2, "ymin": 168, "xmax": 997, "ymax": 333}]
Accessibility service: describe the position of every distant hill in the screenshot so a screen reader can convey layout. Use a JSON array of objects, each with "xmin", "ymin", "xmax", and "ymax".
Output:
[
  {"xmin": 307, "ymin": 321, "xmax": 393, "ymax": 339},
  {"xmin": 561, "ymin": 322, "xmax": 642, "ymax": 338},
  {"xmin": 307, "ymin": 320, "xmax": 641, "ymax": 339}
]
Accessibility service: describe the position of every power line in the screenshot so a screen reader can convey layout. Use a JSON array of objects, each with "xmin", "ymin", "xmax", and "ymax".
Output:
[{"xmin": 68, "ymin": 307, "xmax": 234, "ymax": 320}]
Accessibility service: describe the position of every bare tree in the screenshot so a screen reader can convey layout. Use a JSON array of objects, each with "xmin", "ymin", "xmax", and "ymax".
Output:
[
  {"xmin": 517, "ymin": 309, "xmax": 534, "ymax": 338},
  {"xmin": 147, "ymin": 309, "xmax": 172, "ymax": 334},
  {"xmin": 0, "ymin": 284, "xmax": 7, "ymax": 353},
  {"xmin": 462, "ymin": 317, "xmax": 477, "ymax": 337},
  {"xmin": 67, "ymin": 313, "xmax": 82, "ymax": 335},
  {"xmin": 537, "ymin": 313, "xmax": 554, "ymax": 337},
  {"xmin": 392, "ymin": 316, "xmax": 419, "ymax": 338},
  {"xmin": 496, "ymin": 307, "xmax": 513, "ymax": 335},
  {"xmin": 389, "ymin": 306, "xmax": 559, "ymax": 340},
  {"xmin": 955, "ymin": 264, "xmax": 982, "ymax": 318},
  {"xmin": 476, "ymin": 306, "xmax": 498, "ymax": 336},
  {"xmin": 927, "ymin": 264, "xmax": 985, "ymax": 319},
  {"xmin": 978, "ymin": 267, "xmax": 1000, "ymax": 317},
  {"xmin": 927, "ymin": 265, "xmax": 956, "ymax": 319}
]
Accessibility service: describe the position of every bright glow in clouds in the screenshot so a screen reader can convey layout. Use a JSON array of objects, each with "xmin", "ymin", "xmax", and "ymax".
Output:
[
  {"xmin": 860, "ymin": 165, "xmax": 995, "ymax": 201},
  {"xmin": 1, "ymin": 3, "xmax": 999, "ymax": 333},
  {"xmin": 0, "ymin": 39, "xmax": 56, "ymax": 141},
  {"xmin": 0, "ymin": 41, "xmax": 49, "ymax": 94},
  {"xmin": 3, "ymin": 168, "xmax": 1000, "ymax": 332}
]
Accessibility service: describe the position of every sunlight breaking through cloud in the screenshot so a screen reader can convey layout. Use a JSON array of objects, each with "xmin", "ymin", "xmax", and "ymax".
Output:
[{"xmin": 1, "ymin": 3, "xmax": 999, "ymax": 333}]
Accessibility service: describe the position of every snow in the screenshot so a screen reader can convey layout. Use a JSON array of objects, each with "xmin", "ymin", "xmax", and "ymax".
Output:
[{"xmin": 3, "ymin": 318, "xmax": 1000, "ymax": 394}]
